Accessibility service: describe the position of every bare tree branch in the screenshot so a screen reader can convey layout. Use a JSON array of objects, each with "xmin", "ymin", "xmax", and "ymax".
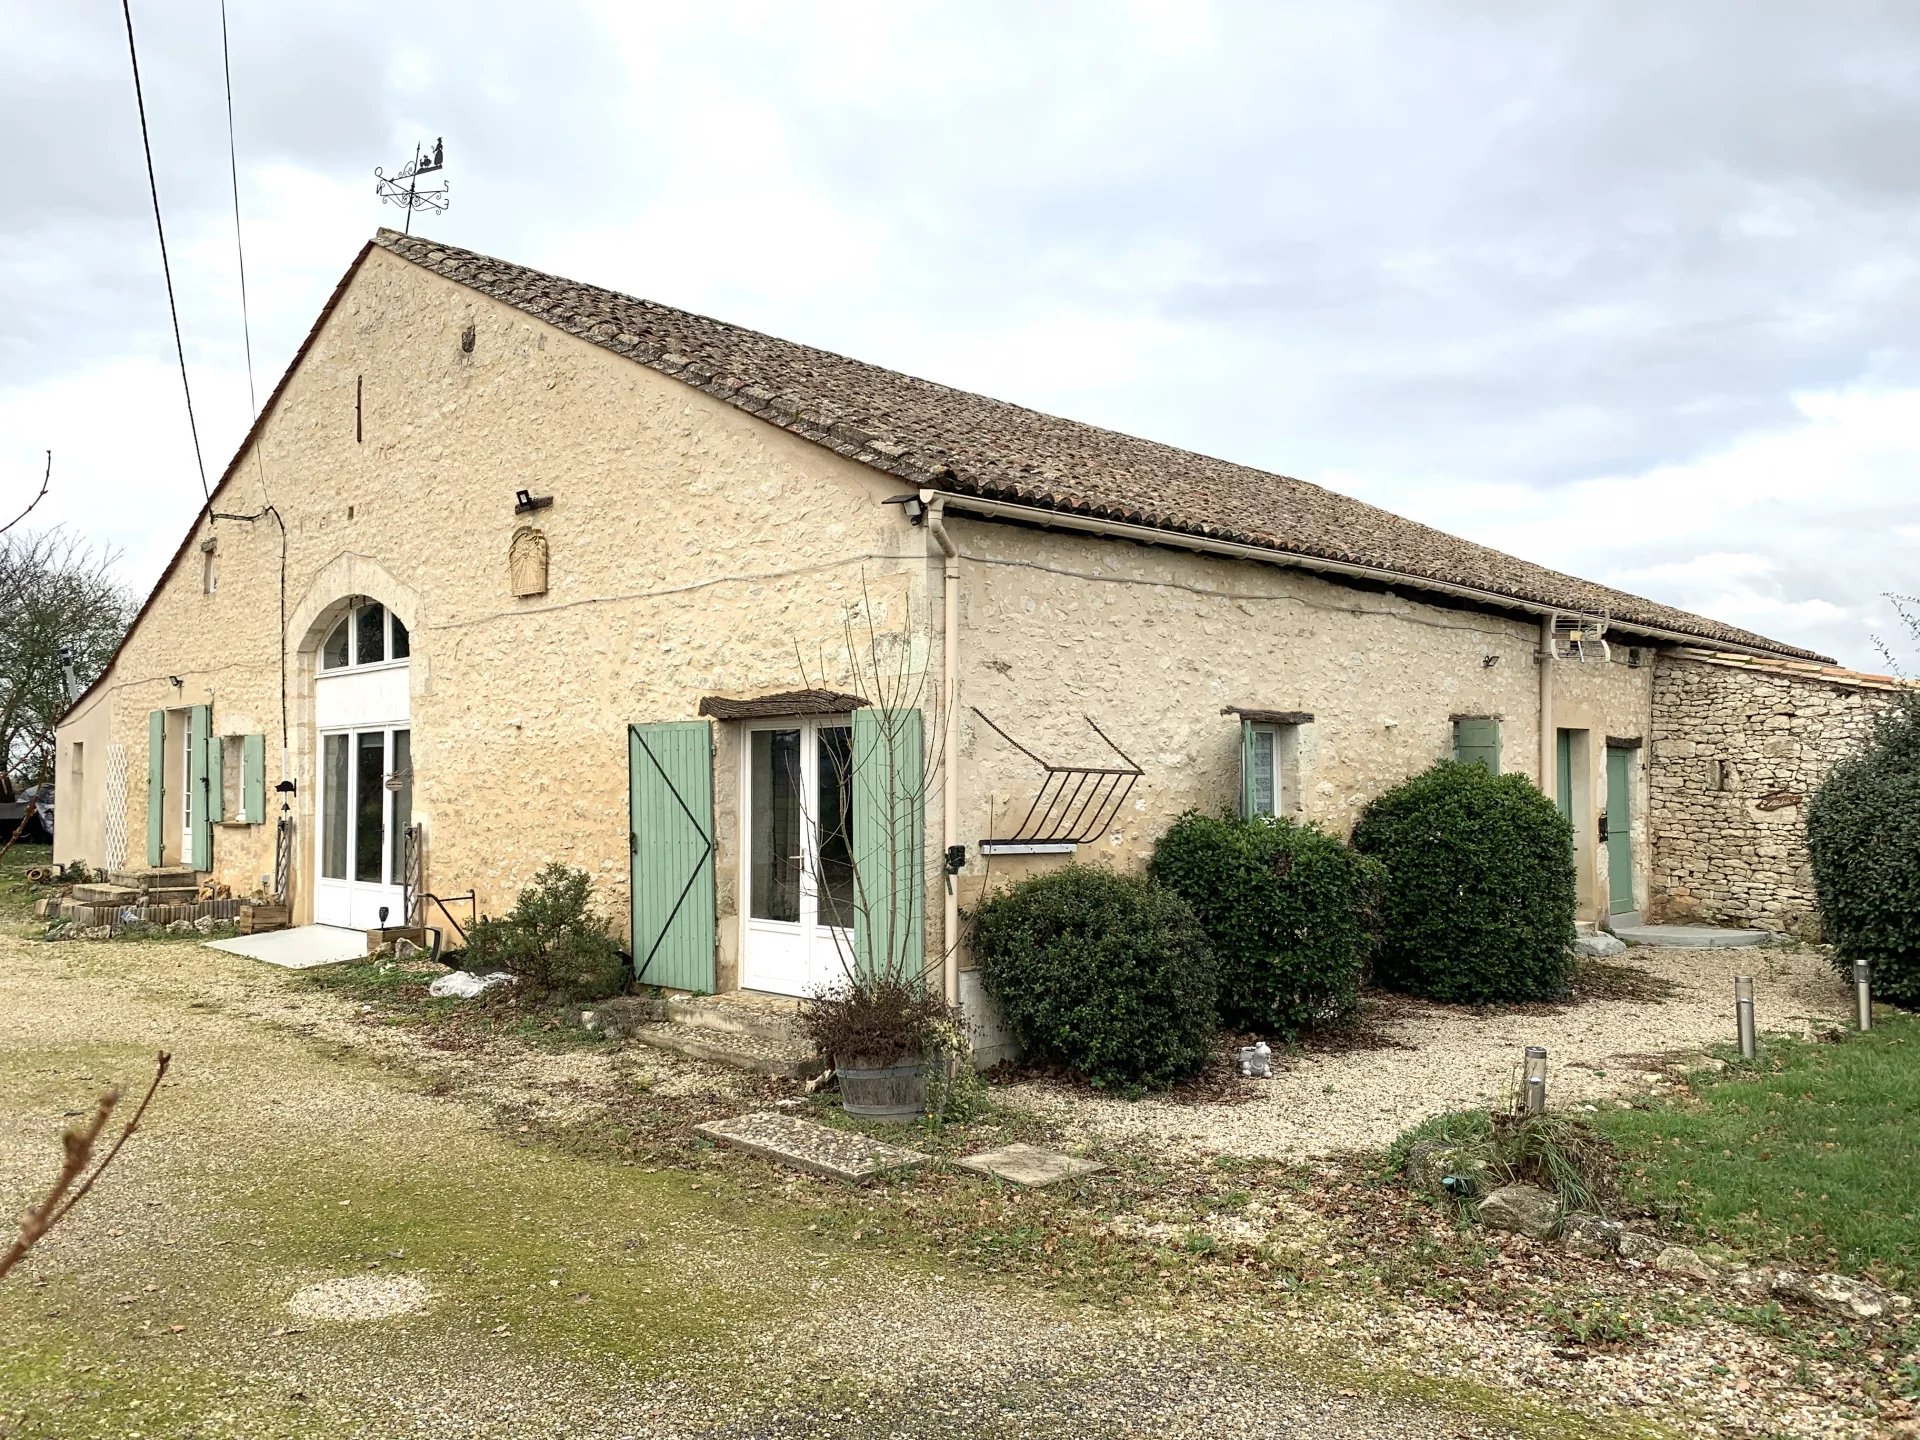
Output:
[
  {"xmin": 0, "ymin": 451, "xmax": 51, "ymax": 538},
  {"xmin": 0, "ymin": 1051, "xmax": 171, "ymax": 1283}
]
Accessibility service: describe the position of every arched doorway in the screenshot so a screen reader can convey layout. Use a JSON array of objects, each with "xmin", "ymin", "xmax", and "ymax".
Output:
[{"xmin": 312, "ymin": 599, "xmax": 412, "ymax": 929}]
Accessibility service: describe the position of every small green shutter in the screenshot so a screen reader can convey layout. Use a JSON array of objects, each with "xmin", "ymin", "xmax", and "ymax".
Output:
[
  {"xmin": 188, "ymin": 705, "xmax": 212, "ymax": 871},
  {"xmin": 241, "ymin": 734, "xmax": 267, "ymax": 824},
  {"xmin": 1453, "ymin": 717, "xmax": 1502, "ymax": 774},
  {"xmin": 147, "ymin": 710, "xmax": 166, "ymax": 865},
  {"xmin": 1238, "ymin": 719, "xmax": 1257, "ymax": 819},
  {"xmin": 628, "ymin": 721, "xmax": 716, "ymax": 994},
  {"xmin": 204, "ymin": 733, "xmax": 225, "ymax": 824},
  {"xmin": 1554, "ymin": 730, "xmax": 1573, "ymax": 821},
  {"xmin": 852, "ymin": 707, "xmax": 926, "ymax": 982}
]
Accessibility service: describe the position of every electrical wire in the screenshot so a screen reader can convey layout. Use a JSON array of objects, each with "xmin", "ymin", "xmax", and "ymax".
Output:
[
  {"xmin": 120, "ymin": 0, "xmax": 210, "ymax": 501},
  {"xmin": 219, "ymin": 0, "xmax": 258, "ymax": 425}
]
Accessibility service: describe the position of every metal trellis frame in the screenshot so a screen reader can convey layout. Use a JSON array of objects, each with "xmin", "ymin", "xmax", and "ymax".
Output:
[{"xmin": 971, "ymin": 709, "xmax": 1143, "ymax": 846}]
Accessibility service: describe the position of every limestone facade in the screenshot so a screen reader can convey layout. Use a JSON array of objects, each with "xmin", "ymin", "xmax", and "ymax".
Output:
[
  {"xmin": 50, "ymin": 233, "xmax": 1855, "ymax": 1007},
  {"xmin": 1648, "ymin": 652, "xmax": 1896, "ymax": 934}
]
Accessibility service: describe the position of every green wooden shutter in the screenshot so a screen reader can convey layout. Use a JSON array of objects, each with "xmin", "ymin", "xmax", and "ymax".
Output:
[
  {"xmin": 1453, "ymin": 717, "xmax": 1502, "ymax": 774},
  {"xmin": 628, "ymin": 721, "xmax": 716, "ymax": 994},
  {"xmin": 188, "ymin": 704, "xmax": 212, "ymax": 871},
  {"xmin": 852, "ymin": 707, "xmax": 926, "ymax": 983},
  {"xmin": 204, "ymin": 733, "xmax": 225, "ymax": 824},
  {"xmin": 241, "ymin": 734, "xmax": 267, "ymax": 824},
  {"xmin": 147, "ymin": 710, "xmax": 166, "ymax": 866},
  {"xmin": 1238, "ymin": 719, "xmax": 1257, "ymax": 819}
]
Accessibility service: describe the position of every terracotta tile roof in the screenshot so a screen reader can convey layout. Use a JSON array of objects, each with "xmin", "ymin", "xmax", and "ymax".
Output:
[{"xmin": 373, "ymin": 229, "xmax": 1828, "ymax": 662}]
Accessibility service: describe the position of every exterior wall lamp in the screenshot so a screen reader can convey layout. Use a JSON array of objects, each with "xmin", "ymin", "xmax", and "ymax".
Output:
[
  {"xmin": 884, "ymin": 493, "xmax": 926, "ymax": 524},
  {"xmin": 514, "ymin": 489, "xmax": 553, "ymax": 515}
]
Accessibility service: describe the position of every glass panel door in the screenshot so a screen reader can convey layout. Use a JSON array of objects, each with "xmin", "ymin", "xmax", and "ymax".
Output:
[
  {"xmin": 322, "ymin": 735, "xmax": 350, "ymax": 879},
  {"xmin": 743, "ymin": 718, "xmax": 856, "ymax": 996},
  {"xmin": 353, "ymin": 731, "xmax": 386, "ymax": 883}
]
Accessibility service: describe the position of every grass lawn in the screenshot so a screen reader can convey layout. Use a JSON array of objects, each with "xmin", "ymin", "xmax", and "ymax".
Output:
[{"xmin": 1595, "ymin": 1015, "xmax": 1920, "ymax": 1290}]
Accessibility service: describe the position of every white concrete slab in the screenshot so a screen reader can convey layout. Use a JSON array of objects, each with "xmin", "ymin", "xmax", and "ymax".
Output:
[
  {"xmin": 205, "ymin": 925, "xmax": 367, "ymax": 969},
  {"xmin": 1612, "ymin": 923, "xmax": 1772, "ymax": 949}
]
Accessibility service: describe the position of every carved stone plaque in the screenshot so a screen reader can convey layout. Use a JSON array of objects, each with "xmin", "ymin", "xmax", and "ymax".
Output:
[{"xmin": 509, "ymin": 526, "xmax": 549, "ymax": 598}]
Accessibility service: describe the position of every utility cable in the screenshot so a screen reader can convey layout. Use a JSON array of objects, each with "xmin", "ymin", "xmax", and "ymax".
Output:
[
  {"xmin": 219, "ymin": 0, "xmax": 258, "ymax": 424},
  {"xmin": 121, "ymin": 0, "xmax": 210, "ymax": 500}
]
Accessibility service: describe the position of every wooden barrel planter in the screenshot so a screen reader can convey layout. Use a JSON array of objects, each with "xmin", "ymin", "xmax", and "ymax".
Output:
[{"xmin": 835, "ymin": 1055, "xmax": 926, "ymax": 1123}]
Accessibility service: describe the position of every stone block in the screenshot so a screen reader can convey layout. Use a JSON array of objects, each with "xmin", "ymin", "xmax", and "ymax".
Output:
[
  {"xmin": 958, "ymin": 1143, "xmax": 1103, "ymax": 1188},
  {"xmin": 1477, "ymin": 1184, "xmax": 1559, "ymax": 1239},
  {"xmin": 1559, "ymin": 1213, "xmax": 1624, "ymax": 1257},
  {"xmin": 693, "ymin": 1111, "xmax": 928, "ymax": 1183}
]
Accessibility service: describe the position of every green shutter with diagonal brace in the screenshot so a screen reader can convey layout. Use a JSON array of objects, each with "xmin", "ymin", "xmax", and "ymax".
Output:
[
  {"xmin": 189, "ymin": 704, "xmax": 212, "ymax": 871},
  {"xmin": 147, "ymin": 710, "xmax": 165, "ymax": 865},
  {"xmin": 628, "ymin": 721, "xmax": 716, "ymax": 994},
  {"xmin": 852, "ymin": 707, "xmax": 925, "ymax": 982}
]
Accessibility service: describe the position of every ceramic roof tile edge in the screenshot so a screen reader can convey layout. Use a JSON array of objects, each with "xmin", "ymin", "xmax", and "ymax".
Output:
[
  {"xmin": 1665, "ymin": 646, "xmax": 1915, "ymax": 694},
  {"xmin": 371, "ymin": 228, "xmax": 1829, "ymax": 665}
]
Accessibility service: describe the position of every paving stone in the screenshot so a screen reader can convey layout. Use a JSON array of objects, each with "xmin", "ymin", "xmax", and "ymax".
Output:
[
  {"xmin": 694, "ymin": 1110, "xmax": 929, "ymax": 1183},
  {"xmin": 958, "ymin": 1142, "xmax": 1103, "ymax": 1188}
]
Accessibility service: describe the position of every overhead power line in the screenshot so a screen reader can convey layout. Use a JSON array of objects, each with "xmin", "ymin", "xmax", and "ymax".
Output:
[
  {"xmin": 219, "ymin": 0, "xmax": 257, "ymax": 422},
  {"xmin": 120, "ymin": 0, "xmax": 211, "ymax": 501}
]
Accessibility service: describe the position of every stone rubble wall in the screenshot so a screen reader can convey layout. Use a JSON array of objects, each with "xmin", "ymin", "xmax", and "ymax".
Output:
[{"xmin": 1648, "ymin": 654, "xmax": 1893, "ymax": 934}]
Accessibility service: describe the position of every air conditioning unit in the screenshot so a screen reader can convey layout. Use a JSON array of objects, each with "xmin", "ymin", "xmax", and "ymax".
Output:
[{"xmin": 1550, "ymin": 611, "xmax": 1611, "ymax": 663}]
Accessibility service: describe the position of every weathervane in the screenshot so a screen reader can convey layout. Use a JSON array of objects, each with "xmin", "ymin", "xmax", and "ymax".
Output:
[{"xmin": 373, "ymin": 137, "xmax": 449, "ymax": 234}]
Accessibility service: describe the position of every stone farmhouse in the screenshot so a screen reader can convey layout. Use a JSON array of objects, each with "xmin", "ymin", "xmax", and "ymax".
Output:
[{"xmin": 54, "ymin": 230, "xmax": 1893, "ymax": 1028}]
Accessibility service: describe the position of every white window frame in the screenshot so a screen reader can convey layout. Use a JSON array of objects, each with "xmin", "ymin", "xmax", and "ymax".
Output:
[{"xmin": 320, "ymin": 603, "xmax": 412, "ymax": 675}]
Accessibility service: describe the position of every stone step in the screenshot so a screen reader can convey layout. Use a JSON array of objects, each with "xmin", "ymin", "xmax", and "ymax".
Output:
[
  {"xmin": 143, "ymin": 887, "xmax": 205, "ymax": 906},
  {"xmin": 110, "ymin": 867, "xmax": 198, "ymax": 890},
  {"xmin": 630, "ymin": 1022, "xmax": 823, "ymax": 1080},
  {"xmin": 664, "ymin": 993, "xmax": 806, "ymax": 1049},
  {"xmin": 72, "ymin": 883, "xmax": 140, "ymax": 905}
]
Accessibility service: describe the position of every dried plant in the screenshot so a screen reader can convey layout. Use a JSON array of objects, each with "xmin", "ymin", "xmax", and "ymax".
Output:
[{"xmin": 0, "ymin": 1051, "xmax": 170, "ymax": 1283}]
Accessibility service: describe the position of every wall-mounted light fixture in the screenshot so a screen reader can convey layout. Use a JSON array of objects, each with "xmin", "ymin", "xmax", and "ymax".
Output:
[
  {"xmin": 883, "ymin": 493, "xmax": 927, "ymax": 525},
  {"xmin": 167, "ymin": 676, "xmax": 183, "ymax": 688},
  {"xmin": 514, "ymin": 489, "xmax": 554, "ymax": 515}
]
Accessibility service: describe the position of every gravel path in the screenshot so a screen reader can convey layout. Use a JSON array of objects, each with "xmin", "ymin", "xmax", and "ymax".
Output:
[
  {"xmin": 1004, "ymin": 946, "xmax": 1853, "ymax": 1159},
  {"xmin": 0, "ymin": 932, "xmax": 1578, "ymax": 1440}
]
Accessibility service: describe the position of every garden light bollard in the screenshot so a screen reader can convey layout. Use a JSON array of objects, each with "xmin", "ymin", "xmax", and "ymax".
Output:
[
  {"xmin": 1854, "ymin": 960, "xmax": 1873, "ymax": 1032},
  {"xmin": 1734, "ymin": 975, "xmax": 1757, "ymax": 1061},
  {"xmin": 1523, "ymin": 1045, "xmax": 1547, "ymax": 1114}
]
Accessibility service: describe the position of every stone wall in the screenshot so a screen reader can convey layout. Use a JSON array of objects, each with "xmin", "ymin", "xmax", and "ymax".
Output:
[
  {"xmin": 947, "ymin": 516, "xmax": 1653, "ymax": 927},
  {"xmin": 1648, "ymin": 652, "xmax": 1895, "ymax": 933}
]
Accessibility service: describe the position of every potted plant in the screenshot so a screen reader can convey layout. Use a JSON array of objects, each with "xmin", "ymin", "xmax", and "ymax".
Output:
[{"xmin": 798, "ymin": 976, "xmax": 962, "ymax": 1123}]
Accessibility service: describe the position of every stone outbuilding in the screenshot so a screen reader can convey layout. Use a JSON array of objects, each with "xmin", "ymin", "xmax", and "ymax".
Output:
[{"xmin": 52, "ymin": 229, "xmax": 1892, "ymax": 1020}]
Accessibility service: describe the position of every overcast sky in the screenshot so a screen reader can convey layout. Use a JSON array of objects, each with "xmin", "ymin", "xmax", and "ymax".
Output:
[{"xmin": 4, "ymin": 1, "xmax": 1916, "ymax": 668}]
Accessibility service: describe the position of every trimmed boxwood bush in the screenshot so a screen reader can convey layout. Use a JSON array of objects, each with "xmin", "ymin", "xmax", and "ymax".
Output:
[
  {"xmin": 1808, "ymin": 694, "xmax": 1920, "ymax": 1008},
  {"xmin": 1351, "ymin": 760, "xmax": 1576, "ymax": 1004},
  {"xmin": 1151, "ymin": 811, "xmax": 1380, "ymax": 1037},
  {"xmin": 970, "ymin": 865, "xmax": 1216, "ymax": 1091}
]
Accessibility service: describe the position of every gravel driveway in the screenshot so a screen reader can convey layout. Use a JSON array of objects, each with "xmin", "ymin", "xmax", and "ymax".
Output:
[
  {"xmin": 0, "ymin": 931, "xmax": 1596, "ymax": 1440},
  {"xmin": 1004, "ymin": 946, "xmax": 1853, "ymax": 1159}
]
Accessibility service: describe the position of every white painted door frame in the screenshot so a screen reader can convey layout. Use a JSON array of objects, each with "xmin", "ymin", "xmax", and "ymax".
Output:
[
  {"xmin": 313, "ymin": 661, "xmax": 410, "ymax": 931},
  {"xmin": 737, "ymin": 716, "xmax": 855, "ymax": 997}
]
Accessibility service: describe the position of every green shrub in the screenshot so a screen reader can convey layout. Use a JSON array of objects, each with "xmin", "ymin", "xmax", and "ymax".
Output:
[
  {"xmin": 970, "ymin": 865, "xmax": 1217, "ymax": 1092},
  {"xmin": 462, "ymin": 863, "xmax": 626, "ymax": 1001},
  {"xmin": 1808, "ymin": 693, "xmax": 1920, "ymax": 1008},
  {"xmin": 1151, "ymin": 811, "xmax": 1380, "ymax": 1038},
  {"xmin": 1351, "ymin": 760, "xmax": 1576, "ymax": 1004}
]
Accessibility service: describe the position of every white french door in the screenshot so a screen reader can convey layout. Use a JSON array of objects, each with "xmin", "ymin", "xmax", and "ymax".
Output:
[
  {"xmin": 314, "ymin": 726, "xmax": 412, "ymax": 930},
  {"xmin": 740, "ymin": 718, "xmax": 856, "ymax": 997}
]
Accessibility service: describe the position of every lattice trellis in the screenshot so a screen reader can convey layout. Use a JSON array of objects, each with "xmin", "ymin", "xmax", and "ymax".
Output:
[{"xmin": 103, "ymin": 744, "xmax": 129, "ymax": 871}]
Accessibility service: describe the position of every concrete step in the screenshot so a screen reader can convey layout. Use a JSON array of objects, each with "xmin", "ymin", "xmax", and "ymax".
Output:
[
  {"xmin": 664, "ymin": 993, "xmax": 807, "ymax": 1049},
  {"xmin": 71, "ymin": 883, "xmax": 140, "ymax": 905},
  {"xmin": 110, "ymin": 867, "xmax": 198, "ymax": 890},
  {"xmin": 630, "ymin": 1021, "xmax": 823, "ymax": 1080},
  {"xmin": 1612, "ymin": 923, "xmax": 1775, "ymax": 950}
]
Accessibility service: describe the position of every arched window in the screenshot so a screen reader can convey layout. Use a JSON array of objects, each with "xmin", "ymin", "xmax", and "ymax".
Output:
[{"xmin": 320, "ymin": 602, "xmax": 410, "ymax": 671}]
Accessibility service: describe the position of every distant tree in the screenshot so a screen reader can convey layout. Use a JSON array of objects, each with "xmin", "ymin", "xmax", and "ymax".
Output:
[{"xmin": 0, "ymin": 529, "xmax": 135, "ymax": 791}]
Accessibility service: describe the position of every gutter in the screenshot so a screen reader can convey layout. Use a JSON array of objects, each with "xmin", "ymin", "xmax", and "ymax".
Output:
[
  {"xmin": 928, "ymin": 492, "xmax": 1809, "ymax": 664},
  {"xmin": 921, "ymin": 490, "xmax": 962, "ymax": 1005}
]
